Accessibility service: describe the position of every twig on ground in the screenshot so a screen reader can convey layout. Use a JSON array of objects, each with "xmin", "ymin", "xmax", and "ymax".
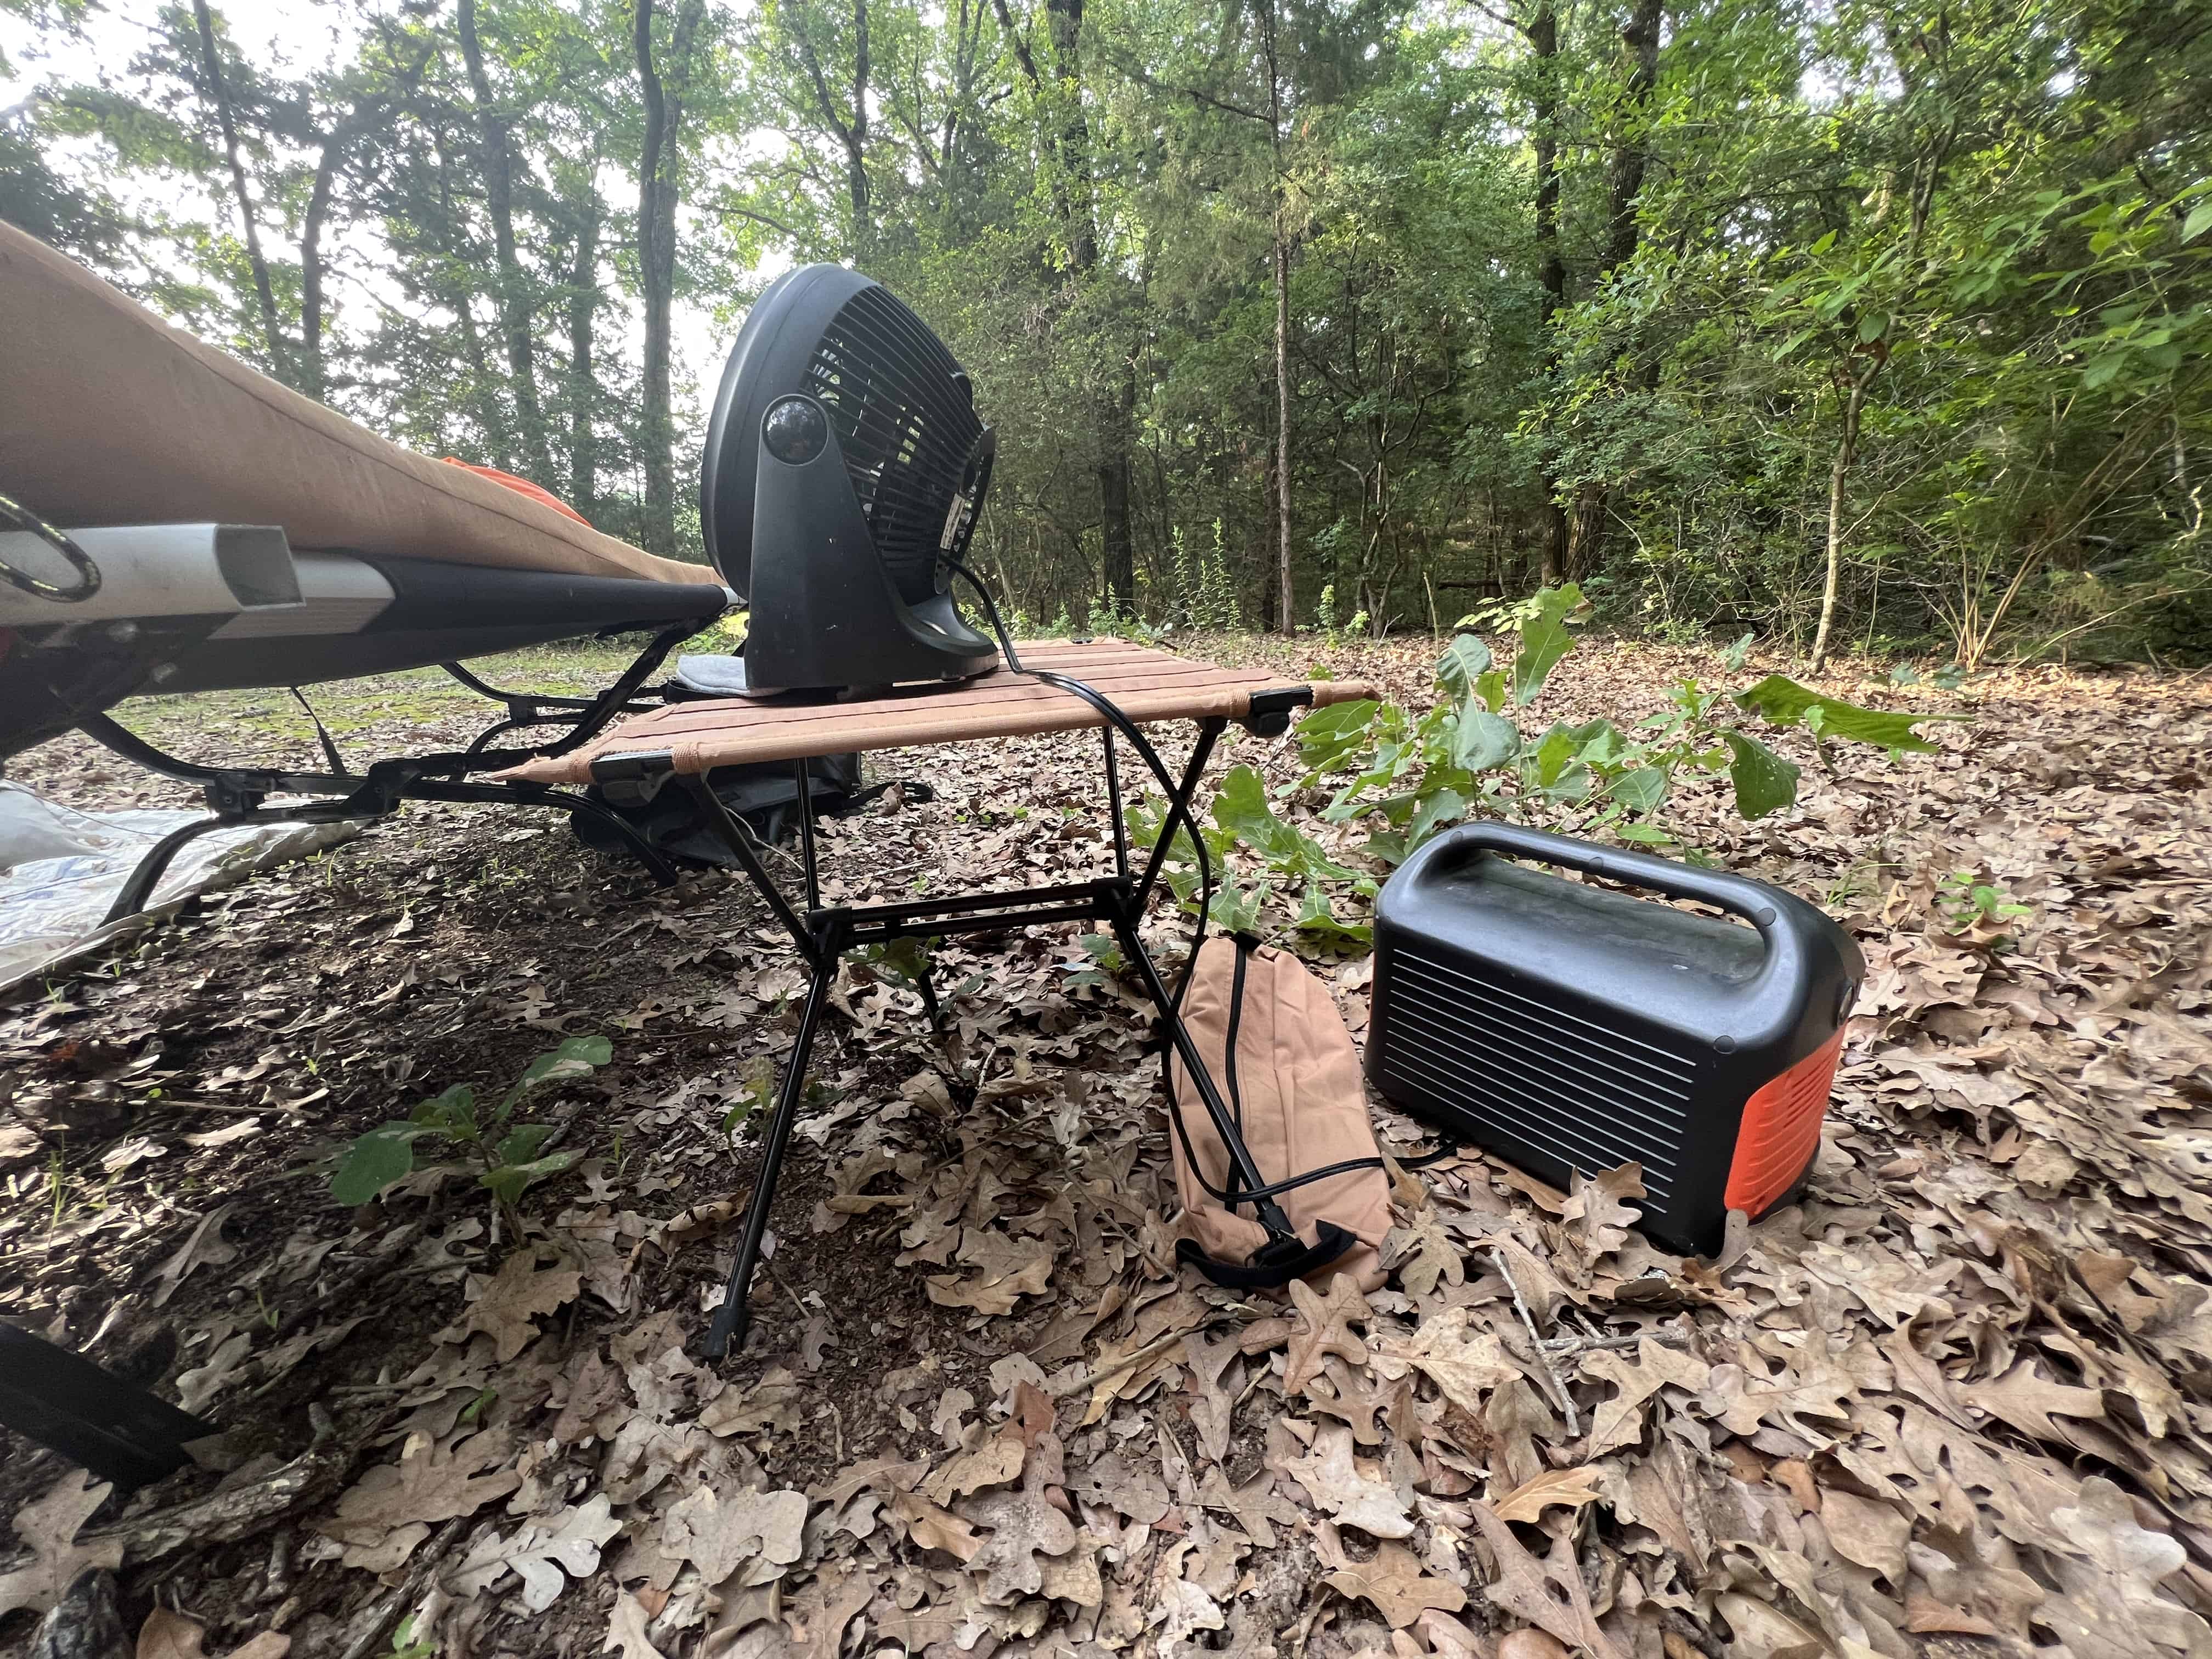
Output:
[
  {"xmin": 1539, "ymin": 1327, "xmax": 1692, "ymax": 1356},
  {"xmin": 1049, "ymin": 1327, "xmax": 1196, "ymax": 1399},
  {"xmin": 1492, "ymin": 1245, "xmax": 1580, "ymax": 1438},
  {"xmin": 337, "ymin": 1513, "xmax": 473, "ymax": 1659}
]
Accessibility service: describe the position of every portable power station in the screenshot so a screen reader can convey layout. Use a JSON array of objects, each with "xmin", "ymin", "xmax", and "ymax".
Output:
[{"xmin": 1367, "ymin": 823, "xmax": 1861, "ymax": 1256}]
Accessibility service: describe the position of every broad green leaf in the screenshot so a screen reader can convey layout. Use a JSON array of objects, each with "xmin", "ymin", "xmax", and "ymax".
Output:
[
  {"xmin": 331, "ymin": 1125, "xmax": 423, "ymax": 1206},
  {"xmin": 1435, "ymin": 635, "xmax": 1492, "ymax": 701},
  {"xmin": 2185, "ymin": 200, "xmax": 2212, "ymax": 243},
  {"xmin": 1724, "ymin": 731, "xmax": 1802, "ymax": 819},
  {"xmin": 1292, "ymin": 884, "xmax": 1372, "ymax": 944},
  {"xmin": 1451, "ymin": 709, "xmax": 1520, "ymax": 771},
  {"xmin": 413, "ymin": 1083, "xmax": 476, "ymax": 1132},
  {"xmin": 483, "ymin": 1150, "xmax": 583, "ymax": 1207},
  {"xmin": 495, "ymin": 1122, "xmax": 558, "ymax": 1167},
  {"xmin": 1721, "ymin": 631, "xmax": 1754, "ymax": 672},
  {"xmin": 1732, "ymin": 674, "xmax": 1960, "ymax": 752},
  {"xmin": 1609, "ymin": 765, "xmax": 1669, "ymax": 814},
  {"xmin": 511, "ymin": 1036, "xmax": 612, "ymax": 1099},
  {"xmin": 1472, "ymin": 667, "xmax": 1507, "ymax": 713},
  {"xmin": 1616, "ymin": 821, "xmax": 1674, "ymax": 844},
  {"xmin": 1211, "ymin": 765, "xmax": 1357, "ymax": 882},
  {"xmin": 1294, "ymin": 698, "xmax": 1380, "ymax": 771},
  {"xmin": 1527, "ymin": 724, "xmax": 1580, "ymax": 787},
  {"xmin": 1405, "ymin": 787, "xmax": 1468, "ymax": 850},
  {"xmin": 1209, "ymin": 881, "xmax": 1266, "ymax": 932},
  {"xmin": 1511, "ymin": 584, "xmax": 1584, "ymax": 705}
]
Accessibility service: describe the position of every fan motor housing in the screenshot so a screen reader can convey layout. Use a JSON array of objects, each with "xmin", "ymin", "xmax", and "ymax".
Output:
[
  {"xmin": 1367, "ymin": 823, "xmax": 1862, "ymax": 1256},
  {"xmin": 700, "ymin": 263, "xmax": 998, "ymax": 693}
]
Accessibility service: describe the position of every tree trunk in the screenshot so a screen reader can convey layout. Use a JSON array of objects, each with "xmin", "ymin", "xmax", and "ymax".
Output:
[
  {"xmin": 1810, "ymin": 356, "xmax": 1882, "ymax": 673},
  {"xmin": 634, "ymin": 0, "xmax": 704, "ymax": 557},
  {"xmin": 1099, "ymin": 357, "xmax": 1135, "ymax": 609},
  {"xmin": 1527, "ymin": 0, "xmax": 1570, "ymax": 587},
  {"xmin": 459, "ymin": 0, "xmax": 552, "ymax": 485},
  {"xmin": 1565, "ymin": 0, "xmax": 1664, "ymax": 575},
  {"xmin": 432, "ymin": 125, "xmax": 510, "ymax": 468},
  {"xmin": 189, "ymin": 0, "xmax": 285, "ymax": 379},
  {"xmin": 1039, "ymin": 0, "xmax": 1136, "ymax": 616},
  {"xmin": 566, "ymin": 182, "xmax": 602, "ymax": 520},
  {"xmin": 786, "ymin": 2, "xmax": 871, "ymax": 254},
  {"xmin": 1262, "ymin": 0, "xmax": 1295, "ymax": 633},
  {"xmin": 300, "ymin": 131, "xmax": 345, "ymax": 402}
]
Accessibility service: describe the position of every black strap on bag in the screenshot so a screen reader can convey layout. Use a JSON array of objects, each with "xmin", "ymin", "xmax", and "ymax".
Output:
[{"xmin": 1163, "ymin": 933, "xmax": 1458, "ymax": 1290}]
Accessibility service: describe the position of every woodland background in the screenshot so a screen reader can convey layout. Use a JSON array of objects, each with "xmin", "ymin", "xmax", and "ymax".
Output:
[{"xmin": 2, "ymin": 0, "xmax": 2209, "ymax": 665}]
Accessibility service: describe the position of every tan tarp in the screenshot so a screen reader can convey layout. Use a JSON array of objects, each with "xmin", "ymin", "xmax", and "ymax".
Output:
[
  {"xmin": 0, "ymin": 221, "xmax": 716, "ymax": 587},
  {"xmin": 493, "ymin": 639, "xmax": 1379, "ymax": 784}
]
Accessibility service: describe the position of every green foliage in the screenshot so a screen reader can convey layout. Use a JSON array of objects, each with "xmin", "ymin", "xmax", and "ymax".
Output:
[
  {"xmin": 10, "ymin": 0, "xmax": 2205, "ymax": 661},
  {"xmin": 329, "ymin": 1037, "xmax": 608, "ymax": 1226}
]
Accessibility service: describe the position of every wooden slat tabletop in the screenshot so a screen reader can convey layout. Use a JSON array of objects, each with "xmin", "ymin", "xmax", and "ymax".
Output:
[{"xmin": 496, "ymin": 639, "xmax": 1376, "ymax": 785}]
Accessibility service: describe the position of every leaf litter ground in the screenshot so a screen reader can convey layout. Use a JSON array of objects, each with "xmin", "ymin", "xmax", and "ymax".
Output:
[{"xmin": 0, "ymin": 637, "xmax": 2207, "ymax": 1659}]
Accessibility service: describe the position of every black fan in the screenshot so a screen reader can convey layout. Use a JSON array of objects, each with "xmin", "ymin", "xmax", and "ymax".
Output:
[{"xmin": 700, "ymin": 263, "xmax": 1000, "ymax": 694}]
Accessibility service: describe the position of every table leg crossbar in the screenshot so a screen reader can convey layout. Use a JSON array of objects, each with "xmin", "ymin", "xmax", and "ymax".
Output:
[{"xmin": 692, "ymin": 716, "xmax": 1307, "ymax": 1359}]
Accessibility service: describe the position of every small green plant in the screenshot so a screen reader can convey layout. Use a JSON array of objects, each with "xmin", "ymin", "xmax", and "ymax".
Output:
[
  {"xmin": 329, "ymin": 1036, "xmax": 611, "ymax": 1229},
  {"xmin": 1171, "ymin": 522, "xmax": 1243, "ymax": 631},
  {"xmin": 1313, "ymin": 584, "xmax": 1369, "ymax": 648},
  {"xmin": 1937, "ymin": 872, "xmax": 2033, "ymax": 950},
  {"xmin": 1141, "ymin": 586, "xmax": 1959, "ymax": 943},
  {"xmin": 383, "ymin": 1615, "xmax": 436, "ymax": 1659}
]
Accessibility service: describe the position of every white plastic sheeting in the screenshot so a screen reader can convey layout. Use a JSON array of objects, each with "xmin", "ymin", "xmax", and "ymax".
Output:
[{"xmin": 0, "ymin": 783, "xmax": 360, "ymax": 991}]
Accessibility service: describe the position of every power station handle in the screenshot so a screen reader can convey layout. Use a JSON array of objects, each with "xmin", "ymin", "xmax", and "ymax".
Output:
[{"xmin": 1435, "ymin": 822, "xmax": 1803, "ymax": 983}]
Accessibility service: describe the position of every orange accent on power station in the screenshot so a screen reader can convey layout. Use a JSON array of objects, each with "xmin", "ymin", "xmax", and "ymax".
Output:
[{"xmin": 1725, "ymin": 1026, "xmax": 1844, "ymax": 1217}]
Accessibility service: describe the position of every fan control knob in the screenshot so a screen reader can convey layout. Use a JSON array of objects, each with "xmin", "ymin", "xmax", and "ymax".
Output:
[{"xmin": 762, "ymin": 396, "xmax": 830, "ymax": 465}]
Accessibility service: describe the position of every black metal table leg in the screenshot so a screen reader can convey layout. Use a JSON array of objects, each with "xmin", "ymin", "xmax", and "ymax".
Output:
[
  {"xmin": 0, "ymin": 1324, "xmax": 213, "ymax": 1489},
  {"xmin": 704, "ymin": 956, "xmax": 836, "ymax": 1359}
]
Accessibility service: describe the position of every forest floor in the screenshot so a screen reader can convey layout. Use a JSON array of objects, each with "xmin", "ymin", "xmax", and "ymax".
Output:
[{"xmin": 0, "ymin": 633, "xmax": 2208, "ymax": 1659}]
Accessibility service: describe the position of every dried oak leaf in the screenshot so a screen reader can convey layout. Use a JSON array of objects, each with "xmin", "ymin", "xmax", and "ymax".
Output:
[
  {"xmin": 659, "ymin": 1483, "xmax": 808, "ymax": 1589},
  {"xmin": 152, "ymin": 1203, "xmax": 239, "ymax": 1308},
  {"xmin": 441, "ymin": 1248, "xmax": 581, "ymax": 1363},
  {"xmin": 1381, "ymin": 1208, "xmax": 1463, "ymax": 1300},
  {"xmin": 1284, "ymin": 1273, "xmax": 1373, "ymax": 1396},
  {"xmin": 1578, "ymin": 1338, "xmax": 1711, "ymax": 1457},
  {"xmin": 956, "ymin": 1443, "xmax": 1084, "ymax": 1604},
  {"xmin": 1561, "ymin": 1164, "xmax": 1644, "ymax": 1263},
  {"xmin": 1490, "ymin": 1465, "xmax": 1603, "ymax": 1525},
  {"xmin": 321, "ymin": 1427, "xmax": 520, "ymax": 1575},
  {"xmin": 1378, "ymin": 1306, "xmax": 1516, "ymax": 1418},
  {"xmin": 889, "ymin": 1489, "xmax": 983, "ymax": 1562},
  {"xmin": 1314, "ymin": 1525, "xmax": 1466, "ymax": 1629},
  {"xmin": 1282, "ymin": 1425, "xmax": 1414, "ymax": 1539},
  {"xmin": 602, "ymin": 1591, "xmax": 669, "ymax": 1659},
  {"xmin": 2041, "ymin": 1476, "xmax": 2209, "ymax": 1657},
  {"xmin": 445, "ymin": 1493, "xmax": 621, "ymax": 1613},
  {"xmin": 1961, "ymin": 1356, "xmax": 2107, "ymax": 1446},
  {"xmin": 918, "ymin": 1429, "xmax": 1026, "ymax": 1506},
  {"xmin": 135, "ymin": 1608, "xmax": 290, "ymax": 1659},
  {"xmin": 0, "ymin": 1471, "xmax": 121, "ymax": 1619},
  {"xmin": 1466, "ymin": 1500, "xmax": 1624, "ymax": 1659},
  {"xmin": 924, "ymin": 1229, "xmax": 1053, "ymax": 1316}
]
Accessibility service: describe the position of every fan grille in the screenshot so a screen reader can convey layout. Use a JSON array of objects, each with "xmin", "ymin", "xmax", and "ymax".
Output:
[{"xmin": 803, "ymin": 285, "xmax": 985, "ymax": 599}]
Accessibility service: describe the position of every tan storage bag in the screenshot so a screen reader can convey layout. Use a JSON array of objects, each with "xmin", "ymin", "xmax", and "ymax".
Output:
[{"xmin": 1165, "ymin": 934, "xmax": 1392, "ymax": 1292}]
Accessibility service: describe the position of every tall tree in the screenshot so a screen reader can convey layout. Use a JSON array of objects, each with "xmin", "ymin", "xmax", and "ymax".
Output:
[
  {"xmin": 458, "ymin": 0, "xmax": 553, "ymax": 484},
  {"xmin": 634, "ymin": 0, "xmax": 706, "ymax": 556},
  {"xmin": 188, "ymin": 0, "xmax": 285, "ymax": 377}
]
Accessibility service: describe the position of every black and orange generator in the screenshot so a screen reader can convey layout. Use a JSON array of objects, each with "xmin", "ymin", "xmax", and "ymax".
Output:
[{"xmin": 1367, "ymin": 823, "xmax": 1861, "ymax": 1256}]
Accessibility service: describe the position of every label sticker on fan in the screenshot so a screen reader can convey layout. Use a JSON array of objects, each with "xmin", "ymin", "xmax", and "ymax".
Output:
[{"xmin": 940, "ymin": 492, "xmax": 973, "ymax": 551}]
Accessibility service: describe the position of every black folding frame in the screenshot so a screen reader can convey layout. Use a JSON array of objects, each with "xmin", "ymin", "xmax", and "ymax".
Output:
[
  {"xmin": 680, "ymin": 687, "xmax": 1320, "ymax": 1358},
  {"xmin": 77, "ymin": 620, "xmax": 708, "ymax": 924}
]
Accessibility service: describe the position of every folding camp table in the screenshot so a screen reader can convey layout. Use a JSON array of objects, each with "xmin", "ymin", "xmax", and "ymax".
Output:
[{"xmin": 500, "ymin": 640, "xmax": 1376, "ymax": 1357}]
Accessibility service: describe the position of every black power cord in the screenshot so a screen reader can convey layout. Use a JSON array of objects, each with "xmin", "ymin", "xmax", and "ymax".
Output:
[{"xmin": 938, "ymin": 554, "xmax": 1447, "ymax": 1210}]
